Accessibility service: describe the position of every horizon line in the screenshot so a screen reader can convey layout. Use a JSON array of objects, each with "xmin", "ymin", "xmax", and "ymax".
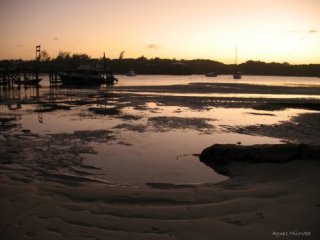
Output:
[{"xmin": 0, "ymin": 56, "xmax": 319, "ymax": 66}]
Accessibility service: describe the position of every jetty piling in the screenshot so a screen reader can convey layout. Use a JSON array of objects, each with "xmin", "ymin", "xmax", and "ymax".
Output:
[{"xmin": 49, "ymin": 71, "xmax": 61, "ymax": 85}]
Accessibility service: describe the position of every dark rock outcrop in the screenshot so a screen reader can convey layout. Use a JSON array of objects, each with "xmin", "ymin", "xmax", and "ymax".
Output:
[
  {"xmin": 199, "ymin": 144, "xmax": 320, "ymax": 176},
  {"xmin": 200, "ymin": 144, "xmax": 320, "ymax": 164}
]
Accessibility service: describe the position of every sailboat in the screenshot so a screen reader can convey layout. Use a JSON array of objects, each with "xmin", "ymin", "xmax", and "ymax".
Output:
[
  {"xmin": 126, "ymin": 68, "xmax": 136, "ymax": 76},
  {"xmin": 233, "ymin": 47, "xmax": 242, "ymax": 79}
]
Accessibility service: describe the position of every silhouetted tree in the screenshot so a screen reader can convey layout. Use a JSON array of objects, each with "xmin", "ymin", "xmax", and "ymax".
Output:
[
  {"xmin": 1, "ymin": 53, "xmax": 319, "ymax": 77},
  {"xmin": 39, "ymin": 50, "xmax": 50, "ymax": 61},
  {"xmin": 119, "ymin": 51, "xmax": 125, "ymax": 59}
]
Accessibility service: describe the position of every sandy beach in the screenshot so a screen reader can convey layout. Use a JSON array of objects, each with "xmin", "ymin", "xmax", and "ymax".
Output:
[
  {"xmin": 1, "ymin": 77, "xmax": 320, "ymax": 239},
  {"xmin": 2, "ymin": 0, "xmax": 320, "ymax": 238},
  {"xmin": 1, "ymin": 158, "xmax": 319, "ymax": 240}
]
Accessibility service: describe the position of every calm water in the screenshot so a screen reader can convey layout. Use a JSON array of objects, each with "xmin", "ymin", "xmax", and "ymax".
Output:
[
  {"xmin": 116, "ymin": 74, "xmax": 320, "ymax": 87},
  {"xmin": 1, "ymin": 74, "xmax": 319, "ymax": 186},
  {"xmin": 40, "ymin": 74, "xmax": 320, "ymax": 87}
]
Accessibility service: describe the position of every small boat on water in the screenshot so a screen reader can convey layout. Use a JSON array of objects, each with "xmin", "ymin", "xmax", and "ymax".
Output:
[
  {"xmin": 126, "ymin": 69, "xmax": 136, "ymax": 76},
  {"xmin": 206, "ymin": 72, "xmax": 217, "ymax": 77},
  {"xmin": 59, "ymin": 65, "xmax": 118, "ymax": 85},
  {"xmin": 233, "ymin": 72, "xmax": 242, "ymax": 79}
]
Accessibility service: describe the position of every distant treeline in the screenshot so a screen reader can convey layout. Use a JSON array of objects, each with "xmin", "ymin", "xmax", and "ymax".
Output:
[{"xmin": 0, "ymin": 52, "xmax": 319, "ymax": 77}]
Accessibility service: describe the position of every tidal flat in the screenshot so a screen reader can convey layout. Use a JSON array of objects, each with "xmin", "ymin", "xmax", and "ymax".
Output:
[{"xmin": 1, "ymin": 75, "xmax": 320, "ymax": 239}]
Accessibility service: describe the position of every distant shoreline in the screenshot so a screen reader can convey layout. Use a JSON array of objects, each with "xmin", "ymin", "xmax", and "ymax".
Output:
[
  {"xmin": 23, "ymin": 72, "xmax": 320, "ymax": 78},
  {"xmin": 1, "ymin": 57, "xmax": 319, "ymax": 77}
]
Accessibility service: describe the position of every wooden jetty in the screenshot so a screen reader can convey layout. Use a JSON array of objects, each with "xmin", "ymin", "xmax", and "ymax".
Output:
[
  {"xmin": 49, "ymin": 71, "xmax": 62, "ymax": 85},
  {"xmin": 1, "ymin": 48, "xmax": 118, "ymax": 87},
  {"xmin": 0, "ymin": 68, "xmax": 19, "ymax": 87},
  {"xmin": 0, "ymin": 46, "xmax": 42, "ymax": 86},
  {"xmin": 0, "ymin": 67, "xmax": 41, "ymax": 86}
]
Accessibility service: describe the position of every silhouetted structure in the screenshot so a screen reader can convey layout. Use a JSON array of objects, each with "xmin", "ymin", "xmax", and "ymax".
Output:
[
  {"xmin": 0, "ymin": 63, "xmax": 41, "ymax": 86},
  {"xmin": 0, "ymin": 46, "xmax": 42, "ymax": 86},
  {"xmin": 1, "ymin": 54, "xmax": 319, "ymax": 77}
]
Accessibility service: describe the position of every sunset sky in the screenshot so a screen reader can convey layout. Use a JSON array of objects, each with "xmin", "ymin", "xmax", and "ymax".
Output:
[{"xmin": 0, "ymin": 0, "xmax": 319, "ymax": 64}]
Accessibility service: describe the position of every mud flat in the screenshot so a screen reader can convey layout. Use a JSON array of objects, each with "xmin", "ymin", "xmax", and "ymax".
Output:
[
  {"xmin": 1, "ymin": 127, "xmax": 319, "ymax": 239},
  {"xmin": 1, "ymin": 80, "xmax": 320, "ymax": 239},
  {"xmin": 223, "ymin": 112, "xmax": 320, "ymax": 144}
]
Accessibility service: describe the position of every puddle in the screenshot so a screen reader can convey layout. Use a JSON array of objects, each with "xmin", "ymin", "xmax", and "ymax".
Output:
[{"xmin": 81, "ymin": 130, "xmax": 280, "ymax": 186}]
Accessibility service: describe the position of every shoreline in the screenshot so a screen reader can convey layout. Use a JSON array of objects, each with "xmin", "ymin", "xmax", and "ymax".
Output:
[{"xmin": 1, "ymin": 79, "xmax": 320, "ymax": 239}]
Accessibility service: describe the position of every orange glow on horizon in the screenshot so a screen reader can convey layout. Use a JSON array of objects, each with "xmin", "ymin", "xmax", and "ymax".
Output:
[{"xmin": 0, "ymin": 0, "xmax": 319, "ymax": 64}]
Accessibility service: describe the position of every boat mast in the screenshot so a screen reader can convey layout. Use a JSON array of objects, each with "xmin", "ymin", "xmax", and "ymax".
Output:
[
  {"xmin": 103, "ymin": 52, "xmax": 106, "ymax": 69},
  {"xmin": 233, "ymin": 47, "xmax": 241, "ymax": 79},
  {"xmin": 235, "ymin": 47, "xmax": 238, "ymax": 66}
]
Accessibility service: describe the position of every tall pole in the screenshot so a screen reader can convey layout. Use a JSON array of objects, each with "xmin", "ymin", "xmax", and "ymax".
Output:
[
  {"xmin": 35, "ymin": 45, "xmax": 41, "ymax": 80},
  {"xmin": 103, "ymin": 52, "xmax": 106, "ymax": 69},
  {"xmin": 36, "ymin": 45, "xmax": 41, "ymax": 61},
  {"xmin": 235, "ymin": 47, "xmax": 238, "ymax": 66}
]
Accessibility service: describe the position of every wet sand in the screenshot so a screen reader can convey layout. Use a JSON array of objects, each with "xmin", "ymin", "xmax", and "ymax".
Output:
[
  {"xmin": 116, "ymin": 82, "xmax": 320, "ymax": 95},
  {"xmin": 1, "ymin": 80, "xmax": 320, "ymax": 239},
  {"xmin": 1, "ymin": 153, "xmax": 319, "ymax": 240}
]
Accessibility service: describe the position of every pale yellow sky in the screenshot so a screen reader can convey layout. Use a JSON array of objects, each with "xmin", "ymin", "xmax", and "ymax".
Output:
[{"xmin": 0, "ymin": 0, "xmax": 319, "ymax": 63}]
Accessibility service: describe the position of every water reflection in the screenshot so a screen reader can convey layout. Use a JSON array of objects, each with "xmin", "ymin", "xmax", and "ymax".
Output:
[
  {"xmin": 1, "ymin": 78, "xmax": 317, "ymax": 186},
  {"xmin": 0, "ymin": 85, "xmax": 38, "ymax": 109},
  {"xmin": 116, "ymin": 91, "xmax": 320, "ymax": 100}
]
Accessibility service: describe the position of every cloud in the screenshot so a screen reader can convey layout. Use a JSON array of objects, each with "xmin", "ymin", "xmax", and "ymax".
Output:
[
  {"xmin": 290, "ymin": 30, "xmax": 318, "ymax": 34},
  {"xmin": 53, "ymin": 37, "xmax": 59, "ymax": 41},
  {"xmin": 147, "ymin": 44, "xmax": 163, "ymax": 50},
  {"xmin": 307, "ymin": 30, "xmax": 318, "ymax": 34},
  {"xmin": 15, "ymin": 44, "xmax": 24, "ymax": 47}
]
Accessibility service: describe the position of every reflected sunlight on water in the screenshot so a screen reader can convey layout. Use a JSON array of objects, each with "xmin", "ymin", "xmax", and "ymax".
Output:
[
  {"xmin": 1, "ymin": 74, "xmax": 319, "ymax": 186},
  {"xmin": 37, "ymin": 74, "xmax": 320, "ymax": 87},
  {"xmin": 115, "ymin": 91, "xmax": 320, "ymax": 100}
]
